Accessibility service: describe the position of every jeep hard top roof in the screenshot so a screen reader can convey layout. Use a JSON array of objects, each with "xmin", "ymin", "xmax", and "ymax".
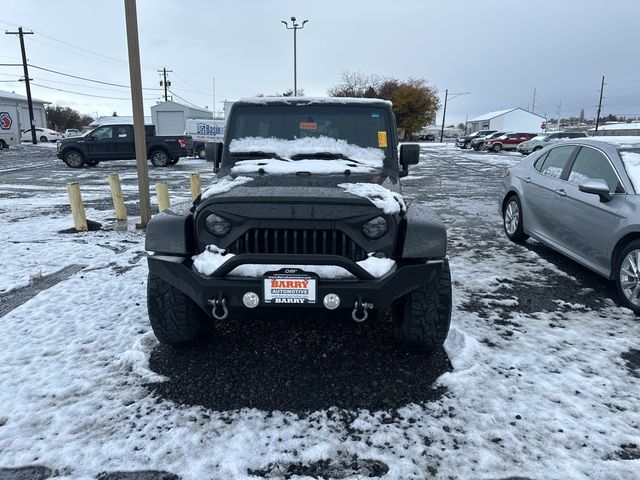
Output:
[{"xmin": 234, "ymin": 97, "xmax": 393, "ymax": 108}]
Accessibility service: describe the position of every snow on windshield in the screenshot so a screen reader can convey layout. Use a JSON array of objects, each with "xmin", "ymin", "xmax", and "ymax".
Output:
[
  {"xmin": 201, "ymin": 176, "xmax": 253, "ymax": 200},
  {"xmin": 338, "ymin": 183, "xmax": 406, "ymax": 214},
  {"xmin": 228, "ymin": 136, "xmax": 384, "ymax": 175},
  {"xmin": 620, "ymin": 151, "xmax": 640, "ymax": 192},
  {"xmin": 193, "ymin": 245, "xmax": 395, "ymax": 279}
]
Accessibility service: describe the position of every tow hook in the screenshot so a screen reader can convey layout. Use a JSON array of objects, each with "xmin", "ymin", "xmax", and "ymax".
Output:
[
  {"xmin": 352, "ymin": 297, "xmax": 373, "ymax": 323},
  {"xmin": 208, "ymin": 295, "xmax": 228, "ymax": 320}
]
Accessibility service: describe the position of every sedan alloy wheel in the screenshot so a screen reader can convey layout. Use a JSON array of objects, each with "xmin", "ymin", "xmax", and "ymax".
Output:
[
  {"xmin": 619, "ymin": 248, "xmax": 640, "ymax": 307},
  {"xmin": 503, "ymin": 195, "xmax": 528, "ymax": 242}
]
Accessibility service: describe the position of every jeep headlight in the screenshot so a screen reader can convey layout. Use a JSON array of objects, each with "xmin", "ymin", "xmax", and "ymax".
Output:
[
  {"xmin": 204, "ymin": 213, "xmax": 231, "ymax": 236},
  {"xmin": 362, "ymin": 216, "xmax": 387, "ymax": 239}
]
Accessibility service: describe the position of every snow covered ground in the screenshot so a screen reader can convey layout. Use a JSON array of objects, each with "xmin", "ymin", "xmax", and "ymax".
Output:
[{"xmin": 0, "ymin": 144, "xmax": 638, "ymax": 479}]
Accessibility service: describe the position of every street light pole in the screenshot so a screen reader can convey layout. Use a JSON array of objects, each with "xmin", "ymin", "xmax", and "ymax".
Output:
[
  {"xmin": 281, "ymin": 17, "xmax": 308, "ymax": 96},
  {"xmin": 439, "ymin": 90, "xmax": 470, "ymax": 142}
]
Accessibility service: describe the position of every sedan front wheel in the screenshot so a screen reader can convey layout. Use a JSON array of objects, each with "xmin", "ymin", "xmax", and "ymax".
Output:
[
  {"xmin": 615, "ymin": 241, "xmax": 640, "ymax": 315},
  {"xmin": 503, "ymin": 195, "xmax": 528, "ymax": 242}
]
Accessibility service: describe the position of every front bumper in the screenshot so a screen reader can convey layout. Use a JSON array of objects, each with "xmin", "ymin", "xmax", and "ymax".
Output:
[{"xmin": 148, "ymin": 254, "xmax": 444, "ymax": 315}]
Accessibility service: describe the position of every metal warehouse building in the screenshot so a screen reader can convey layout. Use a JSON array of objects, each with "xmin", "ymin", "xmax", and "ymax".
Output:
[
  {"xmin": 468, "ymin": 108, "xmax": 546, "ymax": 134},
  {"xmin": 0, "ymin": 90, "xmax": 48, "ymax": 131},
  {"xmin": 151, "ymin": 101, "xmax": 213, "ymax": 135}
]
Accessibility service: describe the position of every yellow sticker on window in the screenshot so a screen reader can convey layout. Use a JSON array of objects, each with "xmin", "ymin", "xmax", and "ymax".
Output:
[{"xmin": 378, "ymin": 131, "xmax": 388, "ymax": 148}]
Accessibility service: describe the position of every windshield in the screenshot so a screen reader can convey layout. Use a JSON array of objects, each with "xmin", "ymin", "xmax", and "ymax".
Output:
[
  {"xmin": 224, "ymin": 104, "xmax": 393, "ymax": 174},
  {"xmin": 228, "ymin": 105, "xmax": 391, "ymax": 153}
]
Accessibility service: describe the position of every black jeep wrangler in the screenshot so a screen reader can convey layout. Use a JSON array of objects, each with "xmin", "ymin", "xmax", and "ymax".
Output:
[{"xmin": 145, "ymin": 98, "xmax": 451, "ymax": 352}]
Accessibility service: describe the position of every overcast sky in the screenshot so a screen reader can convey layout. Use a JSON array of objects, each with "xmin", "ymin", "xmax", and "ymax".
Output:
[{"xmin": 1, "ymin": 0, "xmax": 639, "ymax": 124}]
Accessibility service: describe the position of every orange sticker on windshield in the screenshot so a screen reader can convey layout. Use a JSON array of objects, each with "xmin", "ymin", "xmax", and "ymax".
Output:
[
  {"xmin": 378, "ymin": 131, "xmax": 388, "ymax": 148},
  {"xmin": 300, "ymin": 122, "xmax": 317, "ymax": 130}
]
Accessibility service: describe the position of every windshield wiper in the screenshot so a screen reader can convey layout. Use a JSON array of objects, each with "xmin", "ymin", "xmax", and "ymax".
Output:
[
  {"xmin": 289, "ymin": 152, "xmax": 359, "ymax": 162},
  {"xmin": 231, "ymin": 151, "xmax": 287, "ymax": 160}
]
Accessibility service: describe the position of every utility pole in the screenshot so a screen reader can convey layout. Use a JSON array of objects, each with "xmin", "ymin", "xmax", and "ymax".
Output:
[
  {"xmin": 281, "ymin": 17, "xmax": 308, "ymax": 96},
  {"xmin": 125, "ymin": 0, "xmax": 151, "ymax": 228},
  {"xmin": 440, "ymin": 90, "xmax": 470, "ymax": 142},
  {"xmin": 531, "ymin": 87, "xmax": 536, "ymax": 113},
  {"xmin": 158, "ymin": 67, "xmax": 172, "ymax": 102},
  {"xmin": 439, "ymin": 89, "xmax": 448, "ymax": 143},
  {"xmin": 595, "ymin": 75, "xmax": 605, "ymax": 133},
  {"xmin": 5, "ymin": 27, "xmax": 36, "ymax": 144},
  {"xmin": 212, "ymin": 76, "xmax": 216, "ymax": 118}
]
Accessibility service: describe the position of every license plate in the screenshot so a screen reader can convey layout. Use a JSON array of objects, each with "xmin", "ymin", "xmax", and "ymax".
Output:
[{"xmin": 263, "ymin": 269, "xmax": 317, "ymax": 304}]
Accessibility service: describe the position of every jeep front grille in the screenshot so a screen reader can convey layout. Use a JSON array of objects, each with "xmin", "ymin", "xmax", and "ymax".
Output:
[{"xmin": 226, "ymin": 228, "xmax": 368, "ymax": 262}]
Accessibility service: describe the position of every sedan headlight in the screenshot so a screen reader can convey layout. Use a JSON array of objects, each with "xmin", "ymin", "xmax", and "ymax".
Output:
[
  {"xmin": 362, "ymin": 216, "xmax": 387, "ymax": 239},
  {"xmin": 204, "ymin": 213, "xmax": 231, "ymax": 236}
]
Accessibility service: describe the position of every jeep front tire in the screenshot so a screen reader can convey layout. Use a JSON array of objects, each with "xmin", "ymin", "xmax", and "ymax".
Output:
[
  {"xmin": 147, "ymin": 272, "xmax": 211, "ymax": 345},
  {"xmin": 392, "ymin": 260, "xmax": 452, "ymax": 352}
]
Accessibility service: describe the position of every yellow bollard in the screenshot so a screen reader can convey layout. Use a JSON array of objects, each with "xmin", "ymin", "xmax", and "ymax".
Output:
[
  {"xmin": 190, "ymin": 173, "xmax": 201, "ymax": 201},
  {"xmin": 155, "ymin": 181, "xmax": 170, "ymax": 212},
  {"xmin": 108, "ymin": 173, "xmax": 128, "ymax": 221},
  {"xmin": 67, "ymin": 182, "xmax": 88, "ymax": 232}
]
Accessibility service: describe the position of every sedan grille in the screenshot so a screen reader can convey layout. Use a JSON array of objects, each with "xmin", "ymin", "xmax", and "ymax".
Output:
[{"xmin": 226, "ymin": 228, "xmax": 368, "ymax": 262}]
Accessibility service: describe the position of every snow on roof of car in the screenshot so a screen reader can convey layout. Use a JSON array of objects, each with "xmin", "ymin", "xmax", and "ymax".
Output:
[
  {"xmin": 236, "ymin": 96, "xmax": 392, "ymax": 107},
  {"xmin": 620, "ymin": 151, "xmax": 640, "ymax": 193},
  {"xmin": 585, "ymin": 136, "xmax": 640, "ymax": 148}
]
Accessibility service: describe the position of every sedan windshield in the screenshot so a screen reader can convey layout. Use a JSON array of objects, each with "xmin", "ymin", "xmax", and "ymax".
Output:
[{"xmin": 531, "ymin": 134, "xmax": 550, "ymax": 141}]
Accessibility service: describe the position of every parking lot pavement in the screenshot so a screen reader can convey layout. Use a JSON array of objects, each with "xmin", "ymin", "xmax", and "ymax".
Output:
[{"xmin": 0, "ymin": 143, "xmax": 639, "ymax": 479}]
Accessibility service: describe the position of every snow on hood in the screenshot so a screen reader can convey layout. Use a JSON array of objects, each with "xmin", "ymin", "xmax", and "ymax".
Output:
[
  {"xmin": 337, "ymin": 183, "xmax": 406, "ymax": 214},
  {"xmin": 192, "ymin": 246, "xmax": 395, "ymax": 279},
  {"xmin": 201, "ymin": 175, "xmax": 254, "ymax": 200},
  {"xmin": 228, "ymin": 136, "xmax": 384, "ymax": 175}
]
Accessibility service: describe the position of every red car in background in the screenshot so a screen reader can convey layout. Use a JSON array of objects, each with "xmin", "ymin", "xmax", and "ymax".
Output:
[{"xmin": 484, "ymin": 132, "xmax": 535, "ymax": 152}]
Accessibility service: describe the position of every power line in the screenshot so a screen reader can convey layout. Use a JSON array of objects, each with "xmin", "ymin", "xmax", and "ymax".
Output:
[
  {"xmin": 31, "ymin": 83, "xmax": 159, "ymax": 101},
  {"xmin": 28, "ymin": 64, "xmax": 162, "ymax": 91},
  {"xmin": 168, "ymin": 89, "xmax": 204, "ymax": 109},
  {"xmin": 0, "ymin": 18, "xmax": 161, "ymax": 70}
]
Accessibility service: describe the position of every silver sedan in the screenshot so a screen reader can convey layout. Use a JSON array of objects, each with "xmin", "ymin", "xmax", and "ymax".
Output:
[{"xmin": 499, "ymin": 137, "xmax": 640, "ymax": 314}]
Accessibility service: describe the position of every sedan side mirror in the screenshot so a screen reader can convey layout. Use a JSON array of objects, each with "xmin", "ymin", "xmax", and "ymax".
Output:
[
  {"xmin": 205, "ymin": 141, "xmax": 223, "ymax": 173},
  {"xmin": 579, "ymin": 179, "xmax": 612, "ymax": 202},
  {"xmin": 399, "ymin": 144, "xmax": 420, "ymax": 178}
]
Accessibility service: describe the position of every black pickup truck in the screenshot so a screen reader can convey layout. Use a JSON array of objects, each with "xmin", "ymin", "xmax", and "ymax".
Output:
[
  {"xmin": 145, "ymin": 97, "xmax": 451, "ymax": 352},
  {"xmin": 56, "ymin": 123, "xmax": 192, "ymax": 168}
]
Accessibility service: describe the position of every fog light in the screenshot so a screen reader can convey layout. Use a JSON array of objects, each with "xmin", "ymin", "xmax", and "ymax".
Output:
[
  {"xmin": 323, "ymin": 293, "xmax": 341, "ymax": 310},
  {"xmin": 242, "ymin": 291, "xmax": 260, "ymax": 308}
]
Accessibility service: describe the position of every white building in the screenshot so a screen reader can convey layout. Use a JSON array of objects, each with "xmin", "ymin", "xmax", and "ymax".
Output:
[
  {"xmin": 0, "ymin": 90, "xmax": 48, "ymax": 131},
  {"xmin": 467, "ymin": 108, "xmax": 546, "ymax": 134},
  {"xmin": 150, "ymin": 101, "xmax": 213, "ymax": 135}
]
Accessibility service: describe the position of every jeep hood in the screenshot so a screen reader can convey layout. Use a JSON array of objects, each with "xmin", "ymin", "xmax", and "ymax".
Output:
[{"xmin": 197, "ymin": 173, "xmax": 404, "ymax": 216}]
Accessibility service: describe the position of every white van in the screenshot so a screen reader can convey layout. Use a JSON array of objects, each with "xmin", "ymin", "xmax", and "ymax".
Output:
[
  {"xmin": 185, "ymin": 118, "xmax": 225, "ymax": 158},
  {"xmin": 0, "ymin": 107, "xmax": 20, "ymax": 149}
]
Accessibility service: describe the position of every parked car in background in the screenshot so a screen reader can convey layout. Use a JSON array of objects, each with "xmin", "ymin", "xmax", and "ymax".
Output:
[
  {"xmin": 469, "ymin": 131, "xmax": 505, "ymax": 151},
  {"xmin": 484, "ymin": 132, "xmax": 535, "ymax": 152},
  {"xmin": 412, "ymin": 132, "xmax": 436, "ymax": 142},
  {"xmin": 500, "ymin": 137, "xmax": 640, "ymax": 314},
  {"xmin": 21, "ymin": 127, "xmax": 62, "ymax": 143},
  {"xmin": 63, "ymin": 128, "xmax": 81, "ymax": 138},
  {"xmin": 456, "ymin": 130, "xmax": 497, "ymax": 149},
  {"xmin": 517, "ymin": 131, "xmax": 588, "ymax": 155},
  {"xmin": 56, "ymin": 123, "xmax": 192, "ymax": 168}
]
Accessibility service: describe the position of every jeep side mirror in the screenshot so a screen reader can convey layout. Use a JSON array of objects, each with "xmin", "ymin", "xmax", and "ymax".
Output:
[
  {"xmin": 399, "ymin": 144, "xmax": 420, "ymax": 177},
  {"xmin": 205, "ymin": 141, "xmax": 223, "ymax": 173}
]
